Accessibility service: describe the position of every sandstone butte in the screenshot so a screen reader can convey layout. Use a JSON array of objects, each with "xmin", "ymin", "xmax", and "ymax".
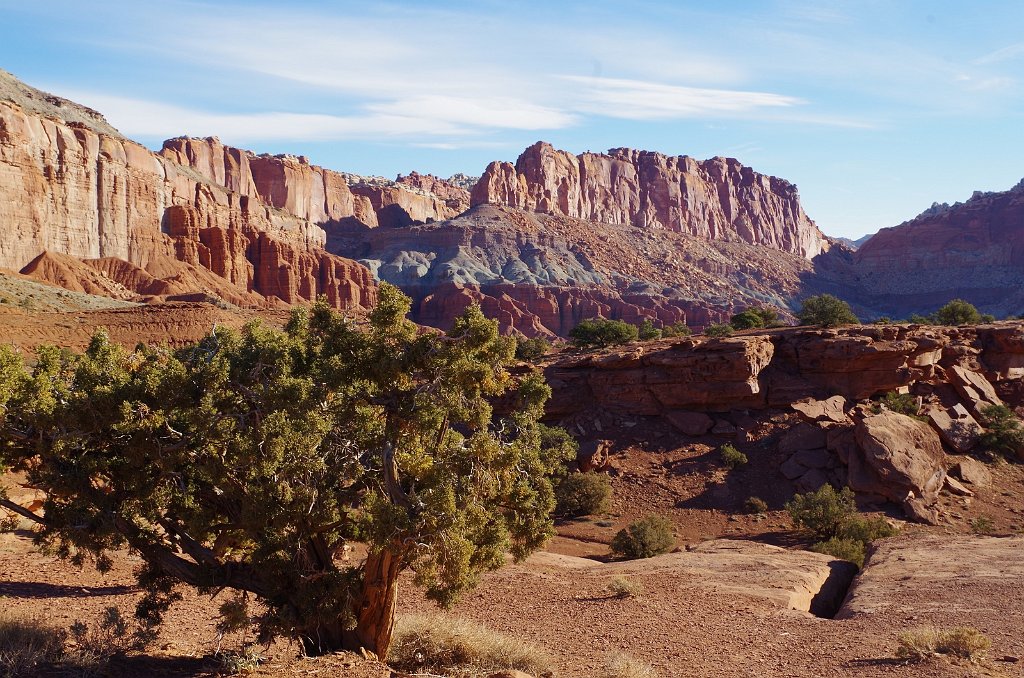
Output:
[{"xmin": 0, "ymin": 70, "xmax": 835, "ymax": 334}]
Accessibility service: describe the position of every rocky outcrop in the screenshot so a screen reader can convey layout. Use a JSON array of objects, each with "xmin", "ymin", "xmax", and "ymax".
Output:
[
  {"xmin": 472, "ymin": 142, "xmax": 827, "ymax": 259},
  {"xmin": 851, "ymin": 411, "xmax": 945, "ymax": 503},
  {"xmin": 395, "ymin": 171, "xmax": 471, "ymax": 213},
  {"xmin": 831, "ymin": 178, "xmax": 1024, "ymax": 318},
  {"xmin": 0, "ymin": 71, "xmax": 375, "ymax": 310}
]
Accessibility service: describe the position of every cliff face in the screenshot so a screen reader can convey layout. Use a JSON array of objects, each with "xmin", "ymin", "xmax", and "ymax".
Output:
[
  {"xmin": 843, "ymin": 180, "xmax": 1024, "ymax": 317},
  {"xmin": 0, "ymin": 71, "xmax": 375, "ymax": 309},
  {"xmin": 471, "ymin": 142, "xmax": 827, "ymax": 259}
]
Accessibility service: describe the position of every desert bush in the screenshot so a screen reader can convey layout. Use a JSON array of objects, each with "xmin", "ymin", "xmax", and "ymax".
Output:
[
  {"xmin": 606, "ymin": 576, "xmax": 644, "ymax": 599},
  {"xmin": 570, "ymin": 318, "xmax": 639, "ymax": 348},
  {"xmin": 744, "ymin": 496, "xmax": 769, "ymax": 514},
  {"xmin": 896, "ymin": 626, "xmax": 991, "ymax": 662},
  {"xmin": 661, "ymin": 322, "xmax": 692, "ymax": 338},
  {"xmin": 65, "ymin": 606, "xmax": 154, "ymax": 672},
  {"xmin": 556, "ymin": 472, "xmax": 612, "ymax": 517},
  {"xmin": 611, "ymin": 515, "xmax": 675, "ymax": 559},
  {"xmin": 798, "ymin": 294, "xmax": 859, "ymax": 327},
  {"xmin": 981, "ymin": 313, "xmax": 996, "ymax": 323},
  {"xmin": 704, "ymin": 324, "xmax": 734, "ymax": 338},
  {"xmin": 787, "ymin": 485, "xmax": 896, "ymax": 568},
  {"xmin": 514, "ymin": 336, "xmax": 552, "ymax": 361},
  {"xmin": 0, "ymin": 614, "xmax": 66, "ymax": 677},
  {"xmin": 812, "ymin": 537, "xmax": 870, "ymax": 568},
  {"xmin": 878, "ymin": 391, "xmax": 919, "ymax": 416},
  {"xmin": 978, "ymin": 404, "xmax": 1024, "ymax": 459},
  {"xmin": 636, "ymin": 319, "xmax": 662, "ymax": 341},
  {"xmin": 730, "ymin": 307, "xmax": 779, "ymax": 330},
  {"xmin": 934, "ymin": 299, "xmax": 981, "ymax": 326},
  {"xmin": 604, "ymin": 652, "xmax": 659, "ymax": 678},
  {"xmin": 970, "ymin": 516, "xmax": 996, "ymax": 535},
  {"xmin": 873, "ymin": 316, "xmax": 892, "ymax": 325},
  {"xmin": 719, "ymin": 443, "xmax": 748, "ymax": 470},
  {"xmin": 389, "ymin": 613, "xmax": 555, "ymax": 677},
  {"xmin": 214, "ymin": 646, "xmax": 265, "ymax": 674}
]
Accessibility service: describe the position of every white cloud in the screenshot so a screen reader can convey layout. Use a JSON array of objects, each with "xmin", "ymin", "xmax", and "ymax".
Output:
[
  {"xmin": 561, "ymin": 76, "xmax": 801, "ymax": 120},
  {"xmin": 368, "ymin": 96, "xmax": 577, "ymax": 131},
  {"xmin": 974, "ymin": 43, "xmax": 1024, "ymax": 65}
]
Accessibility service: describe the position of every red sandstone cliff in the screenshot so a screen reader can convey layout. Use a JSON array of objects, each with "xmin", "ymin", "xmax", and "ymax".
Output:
[
  {"xmin": 845, "ymin": 180, "xmax": 1024, "ymax": 317},
  {"xmin": 471, "ymin": 142, "xmax": 827, "ymax": 259},
  {"xmin": 0, "ymin": 71, "xmax": 375, "ymax": 309}
]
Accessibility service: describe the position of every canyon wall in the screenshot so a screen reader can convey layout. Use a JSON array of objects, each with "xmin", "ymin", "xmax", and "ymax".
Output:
[
  {"xmin": 472, "ymin": 142, "xmax": 827, "ymax": 259},
  {"xmin": 844, "ymin": 180, "xmax": 1024, "ymax": 318}
]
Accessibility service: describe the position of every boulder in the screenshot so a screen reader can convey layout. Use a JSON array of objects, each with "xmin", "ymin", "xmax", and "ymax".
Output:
[
  {"xmin": 792, "ymin": 396, "xmax": 850, "ymax": 425},
  {"xmin": 666, "ymin": 411, "xmax": 714, "ymax": 436},
  {"xmin": 790, "ymin": 448, "xmax": 831, "ymax": 469},
  {"xmin": 778, "ymin": 424, "xmax": 828, "ymax": 454},
  {"xmin": 852, "ymin": 411, "xmax": 946, "ymax": 503},
  {"xmin": 948, "ymin": 365, "xmax": 1003, "ymax": 419},
  {"xmin": 902, "ymin": 493, "xmax": 940, "ymax": 525},
  {"xmin": 951, "ymin": 458, "xmax": 992, "ymax": 487},
  {"xmin": 794, "ymin": 468, "xmax": 830, "ymax": 493},
  {"xmin": 926, "ymin": 403, "xmax": 981, "ymax": 453},
  {"xmin": 577, "ymin": 439, "xmax": 611, "ymax": 472},
  {"xmin": 942, "ymin": 475, "xmax": 974, "ymax": 497}
]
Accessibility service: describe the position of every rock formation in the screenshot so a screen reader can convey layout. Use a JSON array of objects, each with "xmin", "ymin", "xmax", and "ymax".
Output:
[
  {"xmin": 824, "ymin": 178, "xmax": 1024, "ymax": 318},
  {"xmin": 471, "ymin": 142, "xmax": 827, "ymax": 259},
  {"xmin": 0, "ymin": 70, "xmax": 376, "ymax": 309}
]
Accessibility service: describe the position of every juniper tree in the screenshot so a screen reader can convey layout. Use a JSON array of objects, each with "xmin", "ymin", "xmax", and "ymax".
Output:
[{"xmin": 0, "ymin": 284, "xmax": 571, "ymax": 659}]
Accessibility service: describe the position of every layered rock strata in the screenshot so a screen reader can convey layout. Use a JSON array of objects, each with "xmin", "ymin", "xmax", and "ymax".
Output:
[{"xmin": 472, "ymin": 142, "xmax": 827, "ymax": 259}]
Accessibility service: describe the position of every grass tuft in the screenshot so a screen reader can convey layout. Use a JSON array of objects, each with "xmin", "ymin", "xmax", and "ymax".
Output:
[
  {"xmin": 0, "ymin": 613, "xmax": 67, "ymax": 678},
  {"xmin": 604, "ymin": 652, "xmax": 659, "ymax": 678}
]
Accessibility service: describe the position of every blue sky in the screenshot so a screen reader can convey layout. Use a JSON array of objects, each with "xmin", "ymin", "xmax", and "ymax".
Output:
[{"xmin": 2, "ymin": 0, "xmax": 1022, "ymax": 239}]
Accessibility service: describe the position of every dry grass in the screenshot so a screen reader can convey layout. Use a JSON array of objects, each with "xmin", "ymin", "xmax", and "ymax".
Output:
[
  {"xmin": 0, "ymin": 613, "xmax": 67, "ymax": 677},
  {"xmin": 896, "ymin": 626, "xmax": 991, "ymax": 662},
  {"xmin": 389, "ymin": 612, "xmax": 556, "ymax": 677},
  {"xmin": 605, "ymin": 576, "xmax": 644, "ymax": 599},
  {"xmin": 604, "ymin": 652, "xmax": 659, "ymax": 678}
]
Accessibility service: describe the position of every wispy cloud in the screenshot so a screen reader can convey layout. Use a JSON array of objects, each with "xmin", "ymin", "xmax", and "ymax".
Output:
[
  {"xmin": 973, "ymin": 42, "xmax": 1024, "ymax": 65},
  {"xmin": 561, "ymin": 76, "xmax": 801, "ymax": 120}
]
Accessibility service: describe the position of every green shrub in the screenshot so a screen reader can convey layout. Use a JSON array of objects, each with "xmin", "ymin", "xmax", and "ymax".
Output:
[
  {"xmin": 556, "ymin": 472, "xmax": 612, "ymax": 517},
  {"xmin": 797, "ymin": 294, "xmax": 859, "ymax": 327},
  {"xmin": 908, "ymin": 313, "xmax": 930, "ymax": 324},
  {"xmin": 744, "ymin": 496, "xmax": 769, "ymax": 514},
  {"xmin": 389, "ymin": 613, "xmax": 556, "ymax": 677},
  {"xmin": 605, "ymin": 576, "xmax": 644, "ymax": 599},
  {"xmin": 570, "ymin": 318, "xmax": 639, "ymax": 348},
  {"xmin": 934, "ymin": 299, "xmax": 981, "ymax": 326},
  {"xmin": 812, "ymin": 537, "xmax": 869, "ymax": 568},
  {"xmin": 978, "ymin": 404, "xmax": 1024, "ymax": 459},
  {"xmin": 636, "ymin": 318, "xmax": 662, "ymax": 341},
  {"xmin": 661, "ymin": 322, "xmax": 692, "ymax": 338},
  {"xmin": 514, "ymin": 336, "xmax": 552, "ymax": 361},
  {"xmin": 786, "ymin": 485, "xmax": 857, "ymax": 540},
  {"xmin": 873, "ymin": 316, "xmax": 892, "ymax": 325},
  {"xmin": 970, "ymin": 516, "xmax": 996, "ymax": 535},
  {"xmin": 730, "ymin": 307, "xmax": 780, "ymax": 330},
  {"xmin": 980, "ymin": 313, "xmax": 996, "ymax": 323},
  {"xmin": 611, "ymin": 515, "xmax": 675, "ymax": 559},
  {"xmin": 719, "ymin": 443, "xmax": 748, "ymax": 470},
  {"xmin": 704, "ymin": 324, "xmax": 734, "ymax": 338},
  {"xmin": 786, "ymin": 485, "xmax": 897, "ymax": 569},
  {"xmin": 878, "ymin": 391, "xmax": 919, "ymax": 417}
]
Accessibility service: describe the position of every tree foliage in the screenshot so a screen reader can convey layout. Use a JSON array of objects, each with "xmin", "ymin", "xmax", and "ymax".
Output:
[
  {"xmin": 978, "ymin": 404, "xmax": 1024, "ymax": 460},
  {"xmin": 610, "ymin": 515, "xmax": 675, "ymax": 559},
  {"xmin": 786, "ymin": 485, "xmax": 896, "ymax": 568},
  {"xmin": 933, "ymin": 299, "xmax": 982, "ymax": 326},
  {"xmin": 636, "ymin": 318, "xmax": 662, "ymax": 341},
  {"xmin": 0, "ymin": 284, "xmax": 572, "ymax": 658},
  {"xmin": 569, "ymin": 318, "xmax": 638, "ymax": 349},
  {"xmin": 729, "ymin": 307, "xmax": 780, "ymax": 330},
  {"xmin": 703, "ymin": 324, "xmax": 734, "ymax": 338},
  {"xmin": 797, "ymin": 294, "xmax": 859, "ymax": 328}
]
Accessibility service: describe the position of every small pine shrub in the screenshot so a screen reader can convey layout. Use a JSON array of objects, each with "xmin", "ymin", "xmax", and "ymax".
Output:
[
  {"xmin": 704, "ymin": 324, "xmax": 734, "ymax": 338},
  {"xmin": 719, "ymin": 443, "xmax": 748, "ymax": 470},
  {"xmin": 611, "ymin": 515, "xmax": 675, "ymax": 560},
  {"xmin": 798, "ymin": 294, "xmax": 859, "ymax": 327},
  {"xmin": 744, "ymin": 496, "xmax": 769, "ymax": 514},
  {"xmin": 934, "ymin": 299, "xmax": 981, "ymax": 326},
  {"xmin": 878, "ymin": 391, "xmax": 919, "ymax": 416},
  {"xmin": 978, "ymin": 404, "xmax": 1024, "ymax": 459},
  {"xmin": 661, "ymin": 322, "xmax": 692, "ymax": 338},
  {"xmin": 636, "ymin": 318, "xmax": 662, "ymax": 341},
  {"xmin": 556, "ymin": 472, "xmax": 612, "ymax": 517},
  {"xmin": 729, "ymin": 309, "xmax": 766, "ymax": 330},
  {"xmin": 605, "ymin": 576, "xmax": 644, "ymax": 599},
  {"xmin": 514, "ymin": 336, "xmax": 552, "ymax": 361},
  {"xmin": 812, "ymin": 537, "xmax": 869, "ymax": 568},
  {"xmin": 980, "ymin": 313, "xmax": 996, "ymax": 323},
  {"xmin": 570, "ymin": 318, "xmax": 639, "ymax": 348}
]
